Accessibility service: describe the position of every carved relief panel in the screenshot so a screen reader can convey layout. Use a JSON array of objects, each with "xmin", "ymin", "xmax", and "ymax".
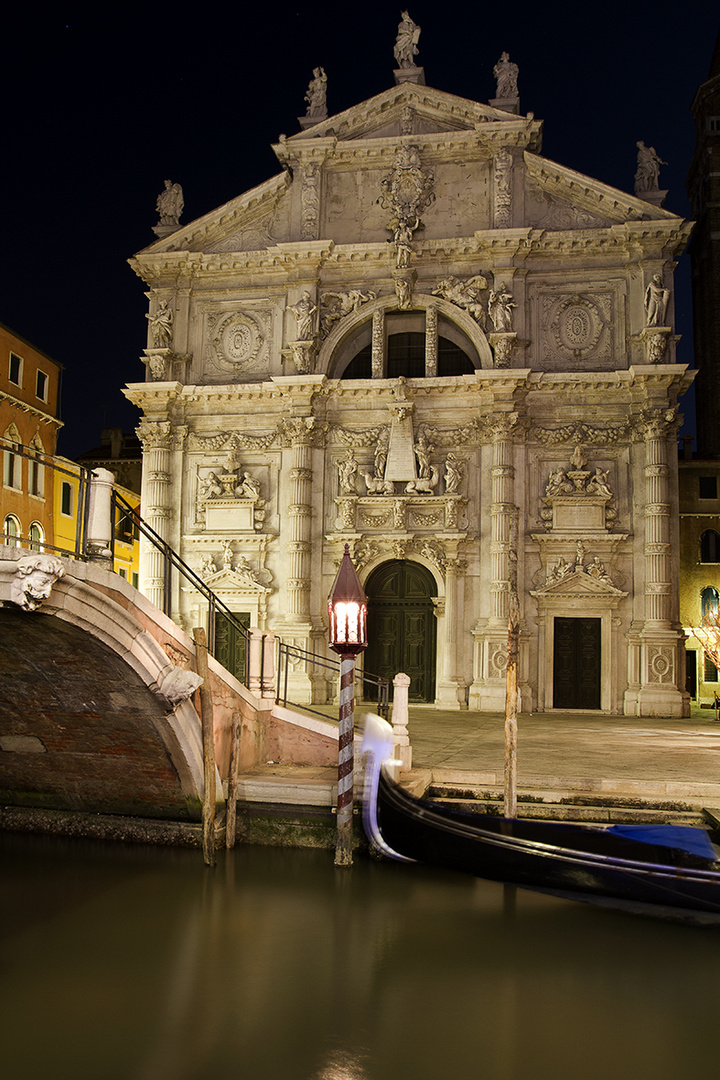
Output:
[
  {"xmin": 531, "ymin": 287, "xmax": 621, "ymax": 370},
  {"xmin": 202, "ymin": 308, "xmax": 273, "ymax": 380}
]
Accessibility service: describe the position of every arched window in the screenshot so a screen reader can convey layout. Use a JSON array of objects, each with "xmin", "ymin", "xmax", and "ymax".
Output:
[
  {"xmin": 3, "ymin": 425, "xmax": 22, "ymax": 490},
  {"xmin": 28, "ymin": 522, "xmax": 44, "ymax": 552},
  {"xmin": 701, "ymin": 586, "xmax": 719, "ymax": 619},
  {"xmin": 4, "ymin": 514, "xmax": 21, "ymax": 548},
  {"xmin": 333, "ymin": 308, "xmax": 481, "ymax": 379},
  {"xmin": 343, "ymin": 333, "xmax": 475, "ymax": 380},
  {"xmin": 701, "ymin": 530, "xmax": 720, "ymax": 562}
]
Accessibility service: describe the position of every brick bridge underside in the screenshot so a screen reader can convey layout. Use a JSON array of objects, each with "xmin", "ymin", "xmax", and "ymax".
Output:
[{"xmin": 0, "ymin": 608, "xmax": 196, "ymax": 819}]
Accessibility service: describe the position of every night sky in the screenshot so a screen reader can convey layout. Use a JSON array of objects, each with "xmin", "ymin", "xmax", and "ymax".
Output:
[{"xmin": 2, "ymin": 2, "xmax": 717, "ymax": 458}]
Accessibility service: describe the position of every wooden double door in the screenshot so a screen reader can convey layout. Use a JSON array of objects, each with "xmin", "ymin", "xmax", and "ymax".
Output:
[
  {"xmin": 553, "ymin": 616, "xmax": 601, "ymax": 709},
  {"xmin": 364, "ymin": 561, "xmax": 436, "ymax": 702},
  {"xmin": 214, "ymin": 610, "xmax": 250, "ymax": 683}
]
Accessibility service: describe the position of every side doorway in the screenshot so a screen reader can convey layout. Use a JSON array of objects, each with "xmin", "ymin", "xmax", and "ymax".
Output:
[
  {"xmin": 364, "ymin": 560, "xmax": 436, "ymax": 702},
  {"xmin": 214, "ymin": 610, "xmax": 250, "ymax": 684},
  {"xmin": 552, "ymin": 616, "xmax": 601, "ymax": 709}
]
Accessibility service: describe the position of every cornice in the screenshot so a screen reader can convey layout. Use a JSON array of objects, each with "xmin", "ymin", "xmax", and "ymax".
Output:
[{"xmin": 0, "ymin": 389, "xmax": 63, "ymax": 427}]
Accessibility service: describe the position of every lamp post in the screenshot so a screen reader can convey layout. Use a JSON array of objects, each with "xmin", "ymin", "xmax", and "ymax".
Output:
[{"xmin": 328, "ymin": 543, "xmax": 368, "ymax": 867}]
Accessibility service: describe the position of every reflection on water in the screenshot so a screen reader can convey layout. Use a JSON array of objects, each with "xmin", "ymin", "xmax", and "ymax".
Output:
[{"xmin": 2, "ymin": 833, "xmax": 719, "ymax": 1080}]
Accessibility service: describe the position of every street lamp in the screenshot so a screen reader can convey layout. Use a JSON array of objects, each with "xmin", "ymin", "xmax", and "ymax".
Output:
[{"xmin": 328, "ymin": 543, "xmax": 368, "ymax": 867}]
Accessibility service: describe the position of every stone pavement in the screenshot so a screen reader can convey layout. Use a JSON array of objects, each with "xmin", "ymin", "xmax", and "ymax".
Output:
[{"xmin": 400, "ymin": 702, "xmax": 720, "ymax": 812}]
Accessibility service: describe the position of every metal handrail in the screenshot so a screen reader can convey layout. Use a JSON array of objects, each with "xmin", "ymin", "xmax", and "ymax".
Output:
[
  {"xmin": 110, "ymin": 490, "xmax": 259, "ymax": 685},
  {"xmin": 276, "ymin": 640, "xmax": 390, "ymax": 722}
]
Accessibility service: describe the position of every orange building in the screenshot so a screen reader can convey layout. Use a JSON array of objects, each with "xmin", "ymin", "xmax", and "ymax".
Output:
[{"xmin": 1, "ymin": 322, "xmax": 63, "ymax": 550}]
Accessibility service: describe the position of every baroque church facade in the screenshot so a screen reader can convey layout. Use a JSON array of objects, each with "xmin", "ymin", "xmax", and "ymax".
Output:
[{"xmin": 125, "ymin": 32, "xmax": 693, "ymax": 717}]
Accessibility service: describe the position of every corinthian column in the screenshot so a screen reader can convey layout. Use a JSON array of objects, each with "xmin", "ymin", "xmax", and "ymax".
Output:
[
  {"xmin": 627, "ymin": 407, "xmax": 687, "ymax": 717},
  {"xmin": 137, "ymin": 420, "xmax": 173, "ymax": 611}
]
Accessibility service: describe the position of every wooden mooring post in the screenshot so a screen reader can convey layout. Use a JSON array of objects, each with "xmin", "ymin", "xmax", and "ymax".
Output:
[
  {"xmin": 193, "ymin": 627, "xmax": 216, "ymax": 867},
  {"xmin": 504, "ymin": 510, "xmax": 519, "ymax": 819},
  {"xmin": 226, "ymin": 711, "xmax": 241, "ymax": 849}
]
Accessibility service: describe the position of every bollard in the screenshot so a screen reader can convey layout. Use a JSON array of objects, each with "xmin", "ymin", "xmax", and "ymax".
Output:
[
  {"xmin": 391, "ymin": 672, "xmax": 412, "ymax": 771},
  {"xmin": 86, "ymin": 468, "xmax": 115, "ymax": 562}
]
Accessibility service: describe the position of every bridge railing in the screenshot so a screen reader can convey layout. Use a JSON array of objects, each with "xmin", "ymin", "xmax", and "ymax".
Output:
[{"xmin": 276, "ymin": 640, "xmax": 390, "ymax": 722}]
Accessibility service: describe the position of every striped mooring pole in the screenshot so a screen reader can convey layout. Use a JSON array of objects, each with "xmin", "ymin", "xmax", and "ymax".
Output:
[{"xmin": 335, "ymin": 654, "xmax": 356, "ymax": 867}]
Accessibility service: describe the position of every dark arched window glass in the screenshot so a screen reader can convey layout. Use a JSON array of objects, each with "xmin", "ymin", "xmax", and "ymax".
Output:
[
  {"xmin": 702, "ymin": 586, "xmax": 719, "ymax": 618},
  {"xmin": 341, "ymin": 334, "xmax": 475, "ymax": 380},
  {"xmin": 701, "ymin": 530, "xmax": 720, "ymax": 562}
]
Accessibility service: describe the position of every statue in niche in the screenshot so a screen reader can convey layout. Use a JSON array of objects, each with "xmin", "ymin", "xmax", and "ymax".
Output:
[
  {"xmin": 146, "ymin": 300, "xmax": 173, "ymax": 348},
  {"xmin": 586, "ymin": 467, "xmax": 612, "ymax": 499},
  {"xmin": 644, "ymin": 274, "xmax": 670, "ymax": 327},
  {"xmin": 11, "ymin": 554, "xmax": 66, "ymax": 611},
  {"xmin": 305, "ymin": 67, "xmax": 327, "ymax": 118},
  {"xmin": 155, "ymin": 179, "xmax": 184, "ymax": 225},
  {"xmin": 635, "ymin": 141, "xmax": 665, "ymax": 193},
  {"xmin": 444, "ymin": 453, "xmax": 462, "ymax": 493},
  {"xmin": 394, "ymin": 11, "xmax": 421, "ymax": 68},
  {"xmin": 493, "ymin": 52, "xmax": 519, "ymax": 99},
  {"xmin": 289, "ymin": 292, "xmax": 317, "ymax": 341},
  {"xmin": 338, "ymin": 449, "xmax": 358, "ymax": 494},
  {"xmin": 488, "ymin": 283, "xmax": 516, "ymax": 331}
]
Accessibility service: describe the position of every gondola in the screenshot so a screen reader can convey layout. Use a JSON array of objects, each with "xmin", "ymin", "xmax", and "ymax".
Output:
[{"xmin": 361, "ymin": 714, "xmax": 720, "ymax": 924}]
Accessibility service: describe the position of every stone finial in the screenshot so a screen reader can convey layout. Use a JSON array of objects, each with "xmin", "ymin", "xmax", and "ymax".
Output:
[{"xmin": 10, "ymin": 555, "xmax": 66, "ymax": 611}]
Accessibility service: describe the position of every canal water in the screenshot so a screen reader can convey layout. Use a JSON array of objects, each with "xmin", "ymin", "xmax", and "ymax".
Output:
[{"xmin": 2, "ymin": 832, "xmax": 718, "ymax": 1080}]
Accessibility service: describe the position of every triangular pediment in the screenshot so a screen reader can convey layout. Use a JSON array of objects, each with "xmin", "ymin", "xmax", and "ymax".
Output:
[
  {"xmin": 284, "ymin": 82, "xmax": 538, "ymax": 144},
  {"xmin": 203, "ymin": 568, "xmax": 271, "ymax": 595},
  {"xmin": 133, "ymin": 172, "xmax": 292, "ymax": 258},
  {"xmin": 531, "ymin": 568, "xmax": 626, "ymax": 599},
  {"xmin": 524, "ymin": 152, "xmax": 680, "ymax": 226}
]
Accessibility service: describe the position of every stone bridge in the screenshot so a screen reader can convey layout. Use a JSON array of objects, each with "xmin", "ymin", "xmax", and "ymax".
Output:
[{"xmin": 0, "ymin": 547, "xmax": 337, "ymax": 842}]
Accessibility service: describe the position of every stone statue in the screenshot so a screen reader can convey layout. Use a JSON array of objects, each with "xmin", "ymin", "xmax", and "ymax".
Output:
[
  {"xmin": 444, "ymin": 453, "xmax": 462, "ymax": 494},
  {"xmin": 238, "ymin": 472, "xmax": 261, "ymax": 500},
  {"xmin": 432, "ymin": 275, "xmax": 487, "ymax": 326},
  {"xmin": 394, "ymin": 11, "xmax": 421, "ymax": 68},
  {"xmin": 634, "ymin": 142, "xmax": 665, "ymax": 193},
  {"xmin": 586, "ymin": 556, "xmax": 612, "ymax": 584},
  {"xmin": 586, "ymin": 467, "xmax": 612, "ymax": 499},
  {"xmin": 405, "ymin": 464, "xmax": 439, "ymax": 494},
  {"xmin": 305, "ymin": 67, "xmax": 327, "ymax": 118},
  {"xmin": 644, "ymin": 274, "xmax": 670, "ymax": 327},
  {"xmin": 338, "ymin": 449, "xmax": 358, "ymax": 494},
  {"xmin": 413, "ymin": 432, "xmax": 433, "ymax": 478},
  {"xmin": 146, "ymin": 300, "xmax": 173, "ymax": 348},
  {"xmin": 155, "ymin": 179, "xmax": 184, "ymax": 225},
  {"xmin": 222, "ymin": 541, "xmax": 233, "ymax": 569},
  {"xmin": 493, "ymin": 52, "xmax": 519, "ymax": 99},
  {"xmin": 198, "ymin": 471, "xmax": 223, "ymax": 500},
  {"xmin": 289, "ymin": 292, "xmax": 317, "ymax": 340},
  {"xmin": 10, "ymin": 554, "xmax": 66, "ymax": 611},
  {"xmin": 200, "ymin": 553, "xmax": 217, "ymax": 577},
  {"xmin": 545, "ymin": 467, "xmax": 573, "ymax": 497},
  {"xmin": 488, "ymin": 283, "xmax": 516, "ymax": 331},
  {"xmin": 393, "ymin": 217, "xmax": 418, "ymax": 268}
]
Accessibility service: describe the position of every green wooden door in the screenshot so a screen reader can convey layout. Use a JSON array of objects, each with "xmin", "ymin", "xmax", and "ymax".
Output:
[
  {"xmin": 365, "ymin": 561, "xmax": 436, "ymax": 702},
  {"xmin": 214, "ymin": 611, "xmax": 250, "ymax": 684}
]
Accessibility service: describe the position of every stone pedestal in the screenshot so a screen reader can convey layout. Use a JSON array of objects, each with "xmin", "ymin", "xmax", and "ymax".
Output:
[
  {"xmin": 490, "ymin": 96, "xmax": 519, "ymax": 114},
  {"xmin": 394, "ymin": 66, "xmax": 425, "ymax": 86}
]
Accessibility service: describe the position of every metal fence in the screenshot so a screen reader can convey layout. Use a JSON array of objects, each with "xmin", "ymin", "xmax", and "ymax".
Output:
[{"xmin": 276, "ymin": 639, "xmax": 390, "ymax": 722}]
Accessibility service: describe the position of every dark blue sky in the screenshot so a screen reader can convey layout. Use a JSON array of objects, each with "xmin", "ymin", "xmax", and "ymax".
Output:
[{"xmin": 2, "ymin": 2, "xmax": 717, "ymax": 457}]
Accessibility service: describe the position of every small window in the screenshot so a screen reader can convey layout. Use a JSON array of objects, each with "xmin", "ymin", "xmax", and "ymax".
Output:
[
  {"xmin": 700, "ymin": 476, "xmax": 718, "ymax": 500},
  {"xmin": 4, "ymin": 514, "xmax": 21, "ymax": 547},
  {"xmin": 36, "ymin": 370, "xmax": 48, "ymax": 401},
  {"xmin": 132, "ymin": 572, "xmax": 139, "ymax": 589},
  {"xmin": 709, "ymin": 117, "xmax": 720, "ymax": 133},
  {"xmin": 118, "ymin": 567, "xmax": 127, "ymax": 579},
  {"xmin": 3, "ymin": 442, "xmax": 22, "ymax": 489},
  {"xmin": 61, "ymin": 481, "xmax": 73, "ymax": 516},
  {"xmin": 701, "ymin": 529, "xmax": 720, "ymax": 562},
  {"xmin": 28, "ymin": 457, "xmax": 44, "ymax": 498},
  {"xmin": 28, "ymin": 522, "xmax": 43, "ymax": 552},
  {"xmin": 9, "ymin": 352, "xmax": 22, "ymax": 386},
  {"xmin": 705, "ymin": 654, "xmax": 719, "ymax": 682},
  {"xmin": 702, "ymin": 587, "xmax": 719, "ymax": 618}
]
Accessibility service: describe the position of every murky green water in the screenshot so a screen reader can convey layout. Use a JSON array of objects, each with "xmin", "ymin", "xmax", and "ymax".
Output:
[{"xmin": 1, "ymin": 832, "xmax": 718, "ymax": 1080}]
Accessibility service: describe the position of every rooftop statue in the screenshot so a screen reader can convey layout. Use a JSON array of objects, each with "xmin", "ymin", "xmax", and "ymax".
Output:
[
  {"xmin": 493, "ymin": 52, "xmax": 519, "ymax": 99},
  {"xmin": 305, "ymin": 67, "xmax": 327, "ymax": 119},
  {"xmin": 394, "ymin": 11, "xmax": 420, "ymax": 68},
  {"xmin": 155, "ymin": 179, "xmax": 184, "ymax": 226},
  {"xmin": 634, "ymin": 141, "xmax": 665, "ymax": 193}
]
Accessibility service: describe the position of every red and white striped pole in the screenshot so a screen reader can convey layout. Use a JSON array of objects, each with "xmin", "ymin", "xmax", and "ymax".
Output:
[
  {"xmin": 335, "ymin": 654, "xmax": 356, "ymax": 866},
  {"xmin": 328, "ymin": 544, "xmax": 368, "ymax": 869}
]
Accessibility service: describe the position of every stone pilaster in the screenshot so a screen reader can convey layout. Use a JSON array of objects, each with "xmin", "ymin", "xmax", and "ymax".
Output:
[
  {"xmin": 435, "ymin": 552, "xmax": 468, "ymax": 708},
  {"xmin": 372, "ymin": 309, "xmax": 384, "ymax": 378},
  {"xmin": 425, "ymin": 305, "xmax": 438, "ymax": 376}
]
